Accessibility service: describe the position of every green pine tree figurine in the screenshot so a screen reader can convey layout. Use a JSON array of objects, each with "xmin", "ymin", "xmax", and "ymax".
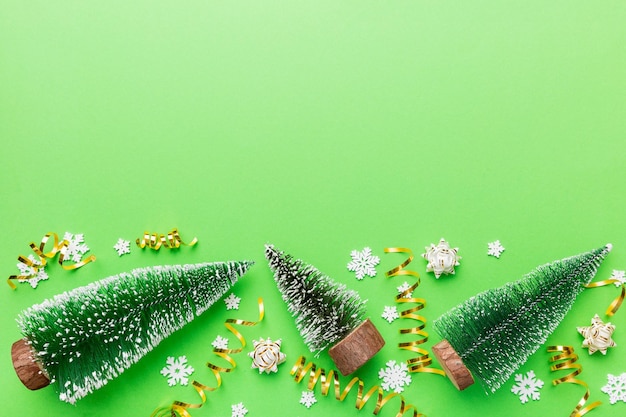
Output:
[
  {"xmin": 265, "ymin": 244, "xmax": 384, "ymax": 375},
  {"xmin": 432, "ymin": 244, "xmax": 612, "ymax": 393},
  {"xmin": 12, "ymin": 261, "xmax": 253, "ymax": 404}
]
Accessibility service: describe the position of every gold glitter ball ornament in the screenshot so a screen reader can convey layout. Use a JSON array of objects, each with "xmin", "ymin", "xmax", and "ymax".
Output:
[
  {"xmin": 422, "ymin": 238, "xmax": 461, "ymax": 278},
  {"xmin": 248, "ymin": 337, "xmax": 286, "ymax": 373},
  {"xmin": 577, "ymin": 314, "xmax": 617, "ymax": 355}
]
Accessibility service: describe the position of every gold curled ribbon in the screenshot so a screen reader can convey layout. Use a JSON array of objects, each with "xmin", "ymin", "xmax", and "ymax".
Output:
[
  {"xmin": 136, "ymin": 228, "xmax": 198, "ymax": 250},
  {"xmin": 547, "ymin": 345, "xmax": 601, "ymax": 417},
  {"xmin": 291, "ymin": 356, "xmax": 422, "ymax": 417},
  {"xmin": 584, "ymin": 279, "xmax": 625, "ymax": 316},
  {"xmin": 7, "ymin": 232, "xmax": 96, "ymax": 289},
  {"xmin": 151, "ymin": 298, "xmax": 265, "ymax": 417},
  {"xmin": 384, "ymin": 247, "xmax": 445, "ymax": 376}
]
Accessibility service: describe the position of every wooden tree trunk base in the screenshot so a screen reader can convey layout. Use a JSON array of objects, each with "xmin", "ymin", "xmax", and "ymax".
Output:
[
  {"xmin": 328, "ymin": 318, "xmax": 385, "ymax": 376},
  {"xmin": 12, "ymin": 338, "xmax": 51, "ymax": 391},
  {"xmin": 432, "ymin": 339, "xmax": 474, "ymax": 390}
]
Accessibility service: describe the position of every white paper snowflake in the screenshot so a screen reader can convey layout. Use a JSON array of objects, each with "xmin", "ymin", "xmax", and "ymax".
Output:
[
  {"xmin": 300, "ymin": 390, "xmax": 317, "ymax": 408},
  {"xmin": 397, "ymin": 281, "xmax": 413, "ymax": 298},
  {"xmin": 212, "ymin": 335, "xmax": 229, "ymax": 350},
  {"xmin": 16, "ymin": 255, "xmax": 49, "ymax": 288},
  {"xmin": 113, "ymin": 238, "xmax": 131, "ymax": 256},
  {"xmin": 62, "ymin": 232, "xmax": 90, "ymax": 263},
  {"xmin": 610, "ymin": 270, "xmax": 626, "ymax": 287},
  {"xmin": 381, "ymin": 306, "xmax": 399, "ymax": 323},
  {"xmin": 231, "ymin": 402, "xmax": 248, "ymax": 417},
  {"xmin": 160, "ymin": 356, "xmax": 194, "ymax": 386},
  {"xmin": 487, "ymin": 240, "xmax": 505, "ymax": 258},
  {"xmin": 347, "ymin": 247, "xmax": 380, "ymax": 280},
  {"xmin": 378, "ymin": 360, "xmax": 411, "ymax": 393},
  {"xmin": 511, "ymin": 370, "xmax": 544, "ymax": 403},
  {"xmin": 601, "ymin": 373, "xmax": 626, "ymax": 404},
  {"xmin": 224, "ymin": 293, "xmax": 241, "ymax": 310}
]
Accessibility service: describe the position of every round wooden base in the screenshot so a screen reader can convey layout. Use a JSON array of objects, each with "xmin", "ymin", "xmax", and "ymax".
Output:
[
  {"xmin": 432, "ymin": 339, "xmax": 474, "ymax": 390},
  {"xmin": 328, "ymin": 318, "xmax": 385, "ymax": 376},
  {"xmin": 11, "ymin": 338, "xmax": 50, "ymax": 391}
]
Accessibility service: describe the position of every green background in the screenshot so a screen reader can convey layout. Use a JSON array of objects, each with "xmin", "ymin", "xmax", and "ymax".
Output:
[{"xmin": 1, "ymin": 1, "xmax": 625, "ymax": 416}]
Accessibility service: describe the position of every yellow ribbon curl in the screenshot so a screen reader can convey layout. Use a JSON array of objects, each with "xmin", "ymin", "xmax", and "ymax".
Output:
[
  {"xmin": 291, "ymin": 356, "xmax": 423, "ymax": 417},
  {"xmin": 151, "ymin": 298, "xmax": 264, "ymax": 417},
  {"xmin": 384, "ymin": 247, "xmax": 446, "ymax": 376},
  {"xmin": 136, "ymin": 228, "xmax": 198, "ymax": 250},
  {"xmin": 7, "ymin": 232, "xmax": 96, "ymax": 289},
  {"xmin": 584, "ymin": 279, "xmax": 625, "ymax": 316},
  {"xmin": 547, "ymin": 345, "xmax": 601, "ymax": 417}
]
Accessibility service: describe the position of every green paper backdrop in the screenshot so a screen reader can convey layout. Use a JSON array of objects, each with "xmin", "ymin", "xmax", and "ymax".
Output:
[{"xmin": 1, "ymin": 1, "xmax": 625, "ymax": 416}]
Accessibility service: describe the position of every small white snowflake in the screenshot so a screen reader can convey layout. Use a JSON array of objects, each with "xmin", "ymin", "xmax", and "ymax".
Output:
[
  {"xmin": 231, "ymin": 402, "xmax": 248, "ymax": 417},
  {"xmin": 300, "ymin": 390, "xmax": 317, "ymax": 408},
  {"xmin": 113, "ymin": 238, "xmax": 131, "ymax": 256},
  {"xmin": 160, "ymin": 356, "xmax": 194, "ymax": 386},
  {"xmin": 212, "ymin": 335, "xmax": 229, "ymax": 350},
  {"xmin": 378, "ymin": 360, "xmax": 411, "ymax": 393},
  {"xmin": 511, "ymin": 370, "xmax": 544, "ymax": 403},
  {"xmin": 347, "ymin": 247, "xmax": 380, "ymax": 280},
  {"xmin": 16, "ymin": 255, "xmax": 49, "ymax": 288},
  {"xmin": 487, "ymin": 240, "xmax": 505, "ymax": 258},
  {"xmin": 224, "ymin": 293, "xmax": 241, "ymax": 310},
  {"xmin": 610, "ymin": 270, "xmax": 626, "ymax": 287},
  {"xmin": 397, "ymin": 281, "xmax": 413, "ymax": 298},
  {"xmin": 601, "ymin": 373, "xmax": 626, "ymax": 404},
  {"xmin": 381, "ymin": 306, "xmax": 399, "ymax": 323},
  {"xmin": 62, "ymin": 232, "xmax": 90, "ymax": 263}
]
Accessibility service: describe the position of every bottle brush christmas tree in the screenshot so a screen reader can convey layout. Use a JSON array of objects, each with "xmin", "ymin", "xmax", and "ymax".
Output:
[
  {"xmin": 432, "ymin": 244, "xmax": 612, "ymax": 393},
  {"xmin": 265, "ymin": 244, "xmax": 384, "ymax": 375},
  {"xmin": 12, "ymin": 261, "xmax": 253, "ymax": 404}
]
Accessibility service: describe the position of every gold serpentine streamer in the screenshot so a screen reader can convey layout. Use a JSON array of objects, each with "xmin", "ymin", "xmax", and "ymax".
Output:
[
  {"xmin": 7, "ymin": 232, "xmax": 96, "ymax": 289},
  {"xmin": 291, "ymin": 356, "xmax": 423, "ymax": 417},
  {"xmin": 136, "ymin": 228, "xmax": 198, "ymax": 250},
  {"xmin": 151, "ymin": 298, "xmax": 265, "ymax": 417},
  {"xmin": 584, "ymin": 279, "xmax": 625, "ymax": 316},
  {"xmin": 547, "ymin": 345, "xmax": 601, "ymax": 417},
  {"xmin": 384, "ymin": 247, "xmax": 446, "ymax": 376}
]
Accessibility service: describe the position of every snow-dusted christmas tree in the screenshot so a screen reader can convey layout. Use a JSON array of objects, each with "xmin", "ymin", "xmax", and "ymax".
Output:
[
  {"xmin": 433, "ymin": 244, "xmax": 612, "ymax": 393},
  {"xmin": 12, "ymin": 261, "xmax": 253, "ymax": 403},
  {"xmin": 265, "ymin": 244, "xmax": 384, "ymax": 375}
]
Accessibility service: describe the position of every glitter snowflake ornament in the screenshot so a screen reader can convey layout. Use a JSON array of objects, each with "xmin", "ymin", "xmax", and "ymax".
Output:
[
  {"xmin": 601, "ymin": 373, "xmax": 626, "ymax": 404},
  {"xmin": 248, "ymin": 338, "xmax": 286, "ymax": 374},
  {"xmin": 610, "ymin": 269, "xmax": 626, "ymax": 287},
  {"xmin": 160, "ymin": 356, "xmax": 194, "ymax": 386},
  {"xmin": 224, "ymin": 293, "xmax": 241, "ymax": 310},
  {"xmin": 487, "ymin": 240, "xmax": 505, "ymax": 258},
  {"xmin": 62, "ymin": 232, "xmax": 90, "ymax": 263},
  {"xmin": 113, "ymin": 238, "xmax": 131, "ymax": 256},
  {"xmin": 422, "ymin": 238, "xmax": 461, "ymax": 278},
  {"xmin": 300, "ymin": 390, "xmax": 317, "ymax": 408},
  {"xmin": 378, "ymin": 360, "xmax": 412, "ymax": 393},
  {"xmin": 577, "ymin": 314, "xmax": 617, "ymax": 355},
  {"xmin": 381, "ymin": 306, "xmax": 399, "ymax": 323},
  {"xmin": 231, "ymin": 402, "xmax": 248, "ymax": 417},
  {"xmin": 212, "ymin": 335, "xmax": 229, "ymax": 350},
  {"xmin": 347, "ymin": 247, "xmax": 380, "ymax": 280},
  {"xmin": 16, "ymin": 255, "xmax": 49, "ymax": 288},
  {"xmin": 511, "ymin": 370, "xmax": 544, "ymax": 403}
]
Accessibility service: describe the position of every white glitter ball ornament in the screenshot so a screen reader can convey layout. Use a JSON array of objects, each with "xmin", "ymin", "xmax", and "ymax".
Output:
[
  {"xmin": 248, "ymin": 338, "xmax": 286, "ymax": 373},
  {"xmin": 422, "ymin": 238, "xmax": 461, "ymax": 278}
]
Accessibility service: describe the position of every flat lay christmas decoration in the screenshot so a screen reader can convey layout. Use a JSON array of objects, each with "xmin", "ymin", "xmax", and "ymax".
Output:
[
  {"xmin": 248, "ymin": 337, "xmax": 286, "ymax": 374},
  {"xmin": 510, "ymin": 370, "xmax": 543, "ymax": 403},
  {"xmin": 432, "ymin": 244, "xmax": 612, "ymax": 393},
  {"xmin": 421, "ymin": 238, "xmax": 461, "ymax": 278},
  {"xmin": 161, "ymin": 356, "xmax": 195, "ymax": 386},
  {"xmin": 601, "ymin": 373, "xmax": 626, "ymax": 404},
  {"xmin": 265, "ymin": 244, "xmax": 384, "ymax": 375},
  {"xmin": 347, "ymin": 247, "xmax": 380, "ymax": 280},
  {"xmin": 12, "ymin": 261, "xmax": 252, "ymax": 404},
  {"xmin": 577, "ymin": 314, "xmax": 617, "ymax": 355},
  {"xmin": 136, "ymin": 228, "xmax": 198, "ymax": 250}
]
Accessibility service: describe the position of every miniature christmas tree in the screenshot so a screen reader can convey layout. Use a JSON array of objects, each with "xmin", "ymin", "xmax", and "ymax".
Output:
[
  {"xmin": 12, "ymin": 261, "xmax": 253, "ymax": 404},
  {"xmin": 432, "ymin": 244, "xmax": 612, "ymax": 393},
  {"xmin": 265, "ymin": 244, "xmax": 384, "ymax": 375}
]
